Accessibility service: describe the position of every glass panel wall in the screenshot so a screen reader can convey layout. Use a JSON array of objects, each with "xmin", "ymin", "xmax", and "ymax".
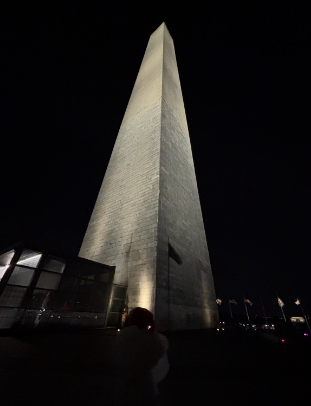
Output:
[
  {"xmin": 0, "ymin": 266, "xmax": 9, "ymax": 282},
  {"xmin": 16, "ymin": 249, "xmax": 42, "ymax": 268},
  {"xmin": 54, "ymin": 292, "xmax": 76, "ymax": 311},
  {"xmin": 36, "ymin": 272, "xmax": 61, "ymax": 290},
  {"xmin": 0, "ymin": 286, "xmax": 27, "ymax": 307},
  {"xmin": 92, "ymin": 283, "xmax": 109, "ymax": 312},
  {"xmin": 43, "ymin": 257, "xmax": 65, "ymax": 274},
  {"xmin": 100, "ymin": 272, "xmax": 109, "ymax": 283},
  {"xmin": 8, "ymin": 266, "xmax": 35, "ymax": 286},
  {"xmin": 28, "ymin": 290, "xmax": 56, "ymax": 309},
  {"xmin": 58, "ymin": 276, "xmax": 78, "ymax": 291},
  {"xmin": 0, "ymin": 308, "xmax": 24, "ymax": 329},
  {"xmin": 0, "ymin": 250, "xmax": 15, "ymax": 281},
  {"xmin": 0, "ymin": 246, "xmax": 115, "ymax": 329},
  {"xmin": 106, "ymin": 285, "xmax": 127, "ymax": 327}
]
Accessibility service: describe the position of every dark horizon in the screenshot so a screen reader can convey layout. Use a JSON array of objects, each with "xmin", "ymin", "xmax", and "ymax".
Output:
[{"xmin": 2, "ymin": 3, "xmax": 310, "ymax": 318}]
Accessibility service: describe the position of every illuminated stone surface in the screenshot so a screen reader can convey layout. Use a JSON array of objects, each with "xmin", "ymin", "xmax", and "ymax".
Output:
[{"xmin": 79, "ymin": 23, "xmax": 218, "ymax": 330}]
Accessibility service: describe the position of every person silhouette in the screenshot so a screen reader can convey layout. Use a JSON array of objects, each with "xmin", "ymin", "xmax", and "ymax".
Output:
[{"xmin": 113, "ymin": 307, "xmax": 169, "ymax": 406}]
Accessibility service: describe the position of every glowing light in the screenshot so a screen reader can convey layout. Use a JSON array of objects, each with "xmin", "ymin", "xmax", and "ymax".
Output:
[
  {"xmin": 138, "ymin": 279, "xmax": 153, "ymax": 311},
  {"xmin": 222, "ymin": 328, "xmax": 224, "ymax": 331},
  {"xmin": 118, "ymin": 329, "xmax": 120, "ymax": 332},
  {"xmin": 217, "ymin": 328, "xmax": 219, "ymax": 331},
  {"xmin": 0, "ymin": 265, "xmax": 10, "ymax": 280},
  {"xmin": 281, "ymin": 339, "xmax": 285, "ymax": 342},
  {"xmin": 0, "ymin": 250, "xmax": 15, "ymax": 280},
  {"xmin": 17, "ymin": 254, "xmax": 42, "ymax": 265},
  {"xmin": 304, "ymin": 333, "xmax": 308, "ymax": 336},
  {"xmin": 147, "ymin": 325, "xmax": 151, "ymax": 330}
]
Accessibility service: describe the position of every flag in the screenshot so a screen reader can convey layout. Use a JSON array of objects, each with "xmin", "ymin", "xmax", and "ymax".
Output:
[
  {"xmin": 244, "ymin": 299, "xmax": 253, "ymax": 306},
  {"xmin": 229, "ymin": 299, "xmax": 237, "ymax": 305},
  {"xmin": 278, "ymin": 297, "xmax": 284, "ymax": 308},
  {"xmin": 216, "ymin": 299, "xmax": 222, "ymax": 305},
  {"xmin": 168, "ymin": 242, "xmax": 182, "ymax": 265},
  {"xmin": 295, "ymin": 298, "xmax": 300, "ymax": 305}
]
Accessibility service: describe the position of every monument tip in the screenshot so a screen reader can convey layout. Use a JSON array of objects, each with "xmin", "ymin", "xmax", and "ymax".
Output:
[{"xmin": 152, "ymin": 22, "xmax": 172, "ymax": 39}]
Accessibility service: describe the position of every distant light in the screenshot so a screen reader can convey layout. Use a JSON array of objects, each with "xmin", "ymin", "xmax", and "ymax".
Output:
[
  {"xmin": 304, "ymin": 333, "xmax": 308, "ymax": 336},
  {"xmin": 217, "ymin": 328, "xmax": 220, "ymax": 331},
  {"xmin": 222, "ymin": 328, "xmax": 224, "ymax": 331},
  {"xmin": 281, "ymin": 339, "xmax": 285, "ymax": 342},
  {"xmin": 117, "ymin": 329, "xmax": 120, "ymax": 332},
  {"xmin": 147, "ymin": 325, "xmax": 151, "ymax": 330}
]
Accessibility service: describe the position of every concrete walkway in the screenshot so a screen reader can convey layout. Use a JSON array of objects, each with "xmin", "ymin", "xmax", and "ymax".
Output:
[{"xmin": 0, "ymin": 328, "xmax": 310, "ymax": 405}]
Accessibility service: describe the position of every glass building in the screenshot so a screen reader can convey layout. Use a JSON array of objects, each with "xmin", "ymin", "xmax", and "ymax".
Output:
[{"xmin": 0, "ymin": 242, "xmax": 125, "ymax": 329}]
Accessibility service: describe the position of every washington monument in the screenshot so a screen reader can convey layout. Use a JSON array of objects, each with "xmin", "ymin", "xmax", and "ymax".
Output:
[{"xmin": 79, "ymin": 23, "xmax": 218, "ymax": 330}]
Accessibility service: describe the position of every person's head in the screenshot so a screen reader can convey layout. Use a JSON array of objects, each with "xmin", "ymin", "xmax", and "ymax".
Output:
[{"xmin": 127, "ymin": 307, "xmax": 155, "ymax": 333}]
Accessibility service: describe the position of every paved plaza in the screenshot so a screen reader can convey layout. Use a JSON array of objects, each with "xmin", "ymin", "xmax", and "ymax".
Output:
[{"xmin": 0, "ymin": 327, "xmax": 310, "ymax": 405}]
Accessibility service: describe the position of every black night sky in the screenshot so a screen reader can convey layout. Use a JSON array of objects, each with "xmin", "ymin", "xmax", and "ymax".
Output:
[{"xmin": 2, "ymin": 3, "xmax": 310, "ymax": 318}]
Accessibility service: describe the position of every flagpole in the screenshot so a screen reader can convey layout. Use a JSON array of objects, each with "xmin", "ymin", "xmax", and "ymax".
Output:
[
  {"xmin": 281, "ymin": 307, "xmax": 286, "ymax": 322},
  {"xmin": 299, "ymin": 300, "xmax": 311, "ymax": 333},
  {"xmin": 259, "ymin": 294, "xmax": 268, "ymax": 325},
  {"xmin": 242, "ymin": 293, "xmax": 250, "ymax": 323},
  {"xmin": 276, "ymin": 291, "xmax": 286, "ymax": 322},
  {"xmin": 300, "ymin": 304, "xmax": 311, "ymax": 334},
  {"xmin": 228, "ymin": 296, "xmax": 233, "ymax": 322},
  {"xmin": 295, "ymin": 291, "xmax": 311, "ymax": 334}
]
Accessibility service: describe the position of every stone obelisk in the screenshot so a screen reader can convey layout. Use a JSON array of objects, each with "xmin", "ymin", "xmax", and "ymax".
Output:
[{"xmin": 79, "ymin": 23, "xmax": 218, "ymax": 330}]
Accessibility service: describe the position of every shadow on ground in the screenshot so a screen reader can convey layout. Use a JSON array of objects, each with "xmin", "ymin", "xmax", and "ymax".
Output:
[{"xmin": 0, "ymin": 327, "xmax": 310, "ymax": 406}]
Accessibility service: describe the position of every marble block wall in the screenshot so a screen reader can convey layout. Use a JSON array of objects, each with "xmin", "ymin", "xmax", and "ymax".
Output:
[{"xmin": 79, "ymin": 23, "xmax": 218, "ymax": 330}]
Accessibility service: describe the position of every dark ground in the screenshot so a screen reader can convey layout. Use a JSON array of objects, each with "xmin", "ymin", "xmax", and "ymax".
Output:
[{"xmin": 0, "ymin": 327, "xmax": 310, "ymax": 406}]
